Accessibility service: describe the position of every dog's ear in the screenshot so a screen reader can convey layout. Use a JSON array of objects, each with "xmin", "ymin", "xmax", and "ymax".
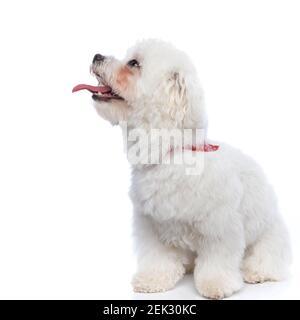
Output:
[{"xmin": 163, "ymin": 71, "xmax": 188, "ymax": 124}]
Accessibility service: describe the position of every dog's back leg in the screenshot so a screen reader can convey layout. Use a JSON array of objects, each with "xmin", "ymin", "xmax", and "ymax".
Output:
[{"xmin": 242, "ymin": 217, "xmax": 292, "ymax": 284}]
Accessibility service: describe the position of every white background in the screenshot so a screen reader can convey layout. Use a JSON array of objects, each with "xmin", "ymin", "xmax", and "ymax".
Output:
[{"xmin": 0, "ymin": 0, "xmax": 299, "ymax": 299}]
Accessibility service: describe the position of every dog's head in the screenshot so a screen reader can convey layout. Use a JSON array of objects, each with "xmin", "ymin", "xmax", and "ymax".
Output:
[{"xmin": 88, "ymin": 39, "xmax": 207, "ymax": 129}]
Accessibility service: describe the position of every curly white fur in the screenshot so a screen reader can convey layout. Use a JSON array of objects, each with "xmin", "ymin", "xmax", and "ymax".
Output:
[{"xmin": 91, "ymin": 39, "xmax": 291, "ymax": 299}]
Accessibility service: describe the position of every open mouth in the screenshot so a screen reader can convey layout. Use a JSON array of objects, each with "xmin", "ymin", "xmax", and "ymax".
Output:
[{"xmin": 72, "ymin": 83, "xmax": 123, "ymax": 101}]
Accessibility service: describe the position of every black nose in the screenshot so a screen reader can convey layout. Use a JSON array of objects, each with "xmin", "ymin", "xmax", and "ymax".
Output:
[{"xmin": 93, "ymin": 54, "xmax": 105, "ymax": 63}]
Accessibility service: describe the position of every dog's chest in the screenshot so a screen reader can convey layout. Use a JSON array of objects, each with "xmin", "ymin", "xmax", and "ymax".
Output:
[
  {"xmin": 131, "ymin": 165, "xmax": 203, "ymax": 220},
  {"xmin": 131, "ymin": 163, "xmax": 215, "ymax": 222},
  {"xmin": 152, "ymin": 218, "xmax": 200, "ymax": 251}
]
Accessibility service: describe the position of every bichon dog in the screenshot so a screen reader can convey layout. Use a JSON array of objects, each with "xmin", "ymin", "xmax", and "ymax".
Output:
[{"xmin": 73, "ymin": 39, "xmax": 291, "ymax": 299}]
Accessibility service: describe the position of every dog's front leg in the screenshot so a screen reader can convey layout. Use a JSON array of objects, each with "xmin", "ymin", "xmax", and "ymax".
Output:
[
  {"xmin": 194, "ymin": 220, "xmax": 245, "ymax": 299},
  {"xmin": 132, "ymin": 214, "xmax": 188, "ymax": 293}
]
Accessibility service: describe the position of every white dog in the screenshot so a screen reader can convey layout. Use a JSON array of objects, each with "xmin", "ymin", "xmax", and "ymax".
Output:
[{"xmin": 73, "ymin": 39, "xmax": 291, "ymax": 299}]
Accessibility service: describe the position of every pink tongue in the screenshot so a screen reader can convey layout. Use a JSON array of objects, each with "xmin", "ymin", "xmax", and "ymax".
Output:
[{"xmin": 72, "ymin": 84, "xmax": 112, "ymax": 94}]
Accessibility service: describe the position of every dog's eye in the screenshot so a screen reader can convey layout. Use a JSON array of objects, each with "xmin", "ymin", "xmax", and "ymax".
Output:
[{"xmin": 127, "ymin": 59, "xmax": 140, "ymax": 68}]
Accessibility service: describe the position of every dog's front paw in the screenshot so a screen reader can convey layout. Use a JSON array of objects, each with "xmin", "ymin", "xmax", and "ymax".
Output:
[
  {"xmin": 132, "ymin": 266, "xmax": 184, "ymax": 293},
  {"xmin": 195, "ymin": 274, "xmax": 243, "ymax": 299}
]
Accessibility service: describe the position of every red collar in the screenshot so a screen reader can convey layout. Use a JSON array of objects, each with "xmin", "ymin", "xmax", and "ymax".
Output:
[
  {"xmin": 183, "ymin": 144, "xmax": 219, "ymax": 152},
  {"xmin": 169, "ymin": 144, "xmax": 219, "ymax": 154}
]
